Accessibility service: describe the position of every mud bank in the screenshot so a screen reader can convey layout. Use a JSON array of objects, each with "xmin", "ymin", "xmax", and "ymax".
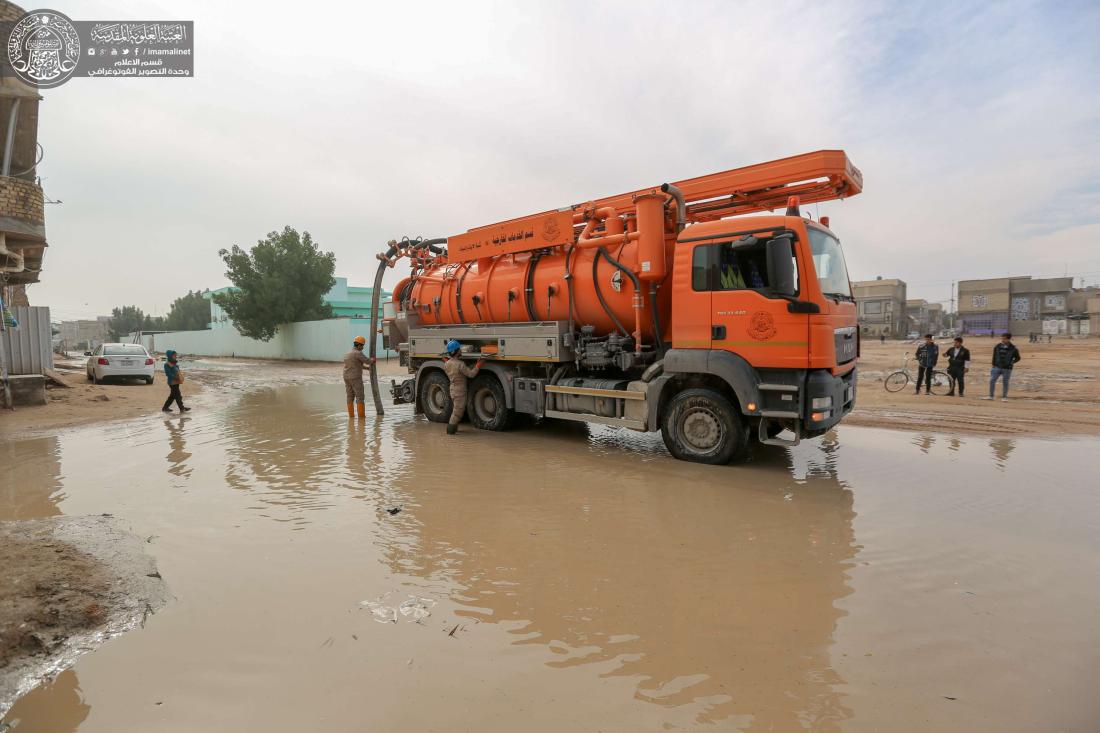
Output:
[{"xmin": 0, "ymin": 516, "xmax": 169, "ymax": 719}]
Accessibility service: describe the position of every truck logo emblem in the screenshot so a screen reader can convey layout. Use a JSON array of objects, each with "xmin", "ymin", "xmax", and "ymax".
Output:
[
  {"xmin": 748, "ymin": 311, "xmax": 777, "ymax": 340},
  {"xmin": 542, "ymin": 215, "xmax": 560, "ymax": 242}
]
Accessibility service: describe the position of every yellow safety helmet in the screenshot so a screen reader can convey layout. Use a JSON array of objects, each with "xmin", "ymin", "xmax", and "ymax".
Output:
[{"xmin": 353, "ymin": 335, "xmax": 367, "ymax": 345}]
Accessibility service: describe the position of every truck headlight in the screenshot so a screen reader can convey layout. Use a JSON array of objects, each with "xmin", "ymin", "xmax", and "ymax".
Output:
[{"xmin": 811, "ymin": 396, "xmax": 833, "ymax": 409}]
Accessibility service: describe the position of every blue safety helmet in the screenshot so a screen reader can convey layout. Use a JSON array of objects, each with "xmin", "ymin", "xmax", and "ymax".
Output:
[{"xmin": 445, "ymin": 339, "xmax": 462, "ymax": 355}]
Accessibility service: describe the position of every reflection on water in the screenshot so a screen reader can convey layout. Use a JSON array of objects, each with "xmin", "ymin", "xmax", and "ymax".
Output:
[
  {"xmin": 379, "ymin": 418, "xmax": 856, "ymax": 728},
  {"xmin": 0, "ymin": 670, "xmax": 89, "ymax": 733},
  {"xmin": 989, "ymin": 437, "xmax": 1016, "ymax": 468},
  {"xmin": 164, "ymin": 417, "xmax": 192, "ymax": 478},
  {"xmin": 1, "ymin": 435, "xmax": 63, "ymax": 520}
]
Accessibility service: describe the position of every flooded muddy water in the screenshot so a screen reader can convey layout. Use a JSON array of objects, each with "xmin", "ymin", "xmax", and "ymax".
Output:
[{"xmin": 2, "ymin": 379, "xmax": 1099, "ymax": 731}]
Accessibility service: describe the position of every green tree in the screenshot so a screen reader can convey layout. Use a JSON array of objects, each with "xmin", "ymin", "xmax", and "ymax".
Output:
[
  {"xmin": 165, "ymin": 289, "xmax": 210, "ymax": 331},
  {"xmin": 213, "ymin": 226, "xmax": 336, "ymax": 341},
  {"xmin": 107, "ymin": 305, "xmax": 147, "ymax": 340}
]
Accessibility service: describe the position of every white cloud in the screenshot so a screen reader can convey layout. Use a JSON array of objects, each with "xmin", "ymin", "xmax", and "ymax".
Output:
[{"xmin": 27, "ymin": 0, "xmax": 1100, "ymax": 317}]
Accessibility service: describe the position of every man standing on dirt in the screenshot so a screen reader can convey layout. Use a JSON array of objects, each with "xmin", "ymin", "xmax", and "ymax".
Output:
[
  {"xmin": 984, "ymin": 332, "xmax": 1021, "ymax": 402},
  {"xmin": 161, "ymin": 350, "xmax": 190, "ymax": 413},
  {"xmin": 344, "ymin": 336, "xmax": 376, "ymax": 419},
  {"xmin": 944, "ymin": 337, "xmax": 971, "ymax": 397},
  {"xmin": 914, "ymin": 334, "xmax": 939, "ymax": 396},
  {"xmin": 443, "ymin": 339, "xmax": 484, "ymax": 435}
]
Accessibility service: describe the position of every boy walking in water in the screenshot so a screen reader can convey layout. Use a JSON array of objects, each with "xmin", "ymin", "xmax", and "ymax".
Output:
[{"xmin": 161, "ymin": 350, "xmax": 190, "ymax": 413}]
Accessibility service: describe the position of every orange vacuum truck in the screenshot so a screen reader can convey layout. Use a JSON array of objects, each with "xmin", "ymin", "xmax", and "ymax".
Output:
[{"xmin": 369, "ymin": 150, "xmax": 862, "ymax": 464}]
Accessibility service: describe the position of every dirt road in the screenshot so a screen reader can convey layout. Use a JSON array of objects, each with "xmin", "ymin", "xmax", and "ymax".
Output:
[{"xmin": 850, "ymin": 337, "xmax": 1100, "ymax": 436}]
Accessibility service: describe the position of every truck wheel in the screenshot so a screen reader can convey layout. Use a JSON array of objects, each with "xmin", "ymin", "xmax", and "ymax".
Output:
[
  {"xmin": 468, "ymin": 374, "xmax": 514, "ymax": 431},
  {"xmin": 661, "ymin": 388, "xmax": 748, "ymax": 465},
  {"xmin": 418, "ymin": 370, "xmax": 452, "ymax": 423}
]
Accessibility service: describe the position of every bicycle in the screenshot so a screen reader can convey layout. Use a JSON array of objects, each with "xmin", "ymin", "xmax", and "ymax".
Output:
[{"xmin": 884, "ymin": 353, "xmax": 952, "ymax": 395}]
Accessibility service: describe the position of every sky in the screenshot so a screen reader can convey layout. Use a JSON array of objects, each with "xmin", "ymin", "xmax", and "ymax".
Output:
[{"xmin": 25, "ymin": 0, "xmax": 1100, "ymax": 321}]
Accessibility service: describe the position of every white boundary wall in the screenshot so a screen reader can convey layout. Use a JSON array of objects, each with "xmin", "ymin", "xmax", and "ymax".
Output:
[{"xmin": 140, "ymin": 318, "xmax": 392, "ymax": 362}]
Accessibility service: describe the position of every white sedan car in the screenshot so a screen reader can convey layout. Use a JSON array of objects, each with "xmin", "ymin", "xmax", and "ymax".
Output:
[{"xmin": 86, "ymin": 343, "xmax": 157, "ymax": 384}]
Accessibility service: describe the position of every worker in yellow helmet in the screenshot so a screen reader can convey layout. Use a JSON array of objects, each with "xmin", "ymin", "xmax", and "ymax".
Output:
[{"xmin": 343, "ymin": 335, "xmax": 376, "ymax": 418}]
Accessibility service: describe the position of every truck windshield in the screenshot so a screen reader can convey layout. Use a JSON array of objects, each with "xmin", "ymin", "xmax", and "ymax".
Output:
[{"xmin": 808, "ymin": 228, "xmax": 852, "ymax": 300}]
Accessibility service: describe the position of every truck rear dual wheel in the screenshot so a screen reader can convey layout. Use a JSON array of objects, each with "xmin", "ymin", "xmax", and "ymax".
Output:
[
  {"xmin": 418, "ymin": 370, "xmax": 452, "ymax": 423},
  {"xmin": 469, "ymin": 374, "xmax": 514, "ymax": 431},
  {"xmin": 661, "ymin": 388, "xmax": 749, "ymax": 465}
]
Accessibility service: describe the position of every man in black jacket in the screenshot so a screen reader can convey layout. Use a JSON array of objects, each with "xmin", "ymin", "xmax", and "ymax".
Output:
[
  {"xmin": 983, "ymin": 332, "xmax": 1021, "ymax": 401},
  {"xmin": 944, "ymin": 337, "xmax": 971, "ymax": 397},
  {"xmin": 914, "ymin": 334, "xmax": 939, "ymax": 395}
]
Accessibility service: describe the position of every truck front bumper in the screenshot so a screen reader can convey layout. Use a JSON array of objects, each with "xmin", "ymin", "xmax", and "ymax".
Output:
[{"xmin": 802, "ymin": 366, "xmax": 857, "ymax": 434}]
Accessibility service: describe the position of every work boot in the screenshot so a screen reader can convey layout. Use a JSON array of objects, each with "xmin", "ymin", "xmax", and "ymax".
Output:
[
  {"xmin": 181, "ymin": 406, "xmax": 191, "ymax": 412},
  {"xmin": 356, "ymin": 402, "xmax": 366, "ymax": 419},
  {"xmin": 446, "ymin": 423, "xmax": 458, "ymax": 435},
  {"xmin": 347, "ymin": 403, "xmax": 354, "ymax": 417}
]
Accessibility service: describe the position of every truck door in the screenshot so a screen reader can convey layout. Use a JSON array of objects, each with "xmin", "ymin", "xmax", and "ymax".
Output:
[
  {"xmin": 696, "ymin": 233, "xmax": 809, "ymax": 369},
  {"xmin": 669, "ymin": 239, "xmax": 713, "ymax": 349}
]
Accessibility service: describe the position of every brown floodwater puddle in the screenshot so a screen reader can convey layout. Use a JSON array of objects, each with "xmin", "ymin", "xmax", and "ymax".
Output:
[{"xmin": 2, "ymin": 380, "xmax": 1099, "ymax": 732}]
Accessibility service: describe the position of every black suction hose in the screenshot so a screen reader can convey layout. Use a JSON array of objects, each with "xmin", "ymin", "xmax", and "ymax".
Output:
[
  {"xmin": 368, "ymin": 248, "xmax": 396, "ymax": 415},
  {"xmin": 368, "ymin": 237, "xmax": 447, "ymax": 415},
  {"xmin": 592, "ymin": 247, "xmax": 629, "ymax": 337},
  {"xmin": 524, "ymin": 253, "xmax": 542, "ymax": 321},
  {"xmin": 649, "ymin": 283, "xmax": 664, "ymax": 351}
]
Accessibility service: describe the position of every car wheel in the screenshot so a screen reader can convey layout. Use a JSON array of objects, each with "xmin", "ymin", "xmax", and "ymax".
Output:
[
  {"xmin": 86, "ymin": 369, "xmax": 93, "ymax": 382},
  {"xmin": 468, "ymin": 374, "xmax": 514, "ymax": 431},
  {"xmin": 145, "ymin": 377, "xmax": 154, "ymax": 385},
  {"xmin": 661, "ymin": 387, "xmax": 749, "ymax": 465},
  {"xmin": 92, "ymin": 371, "xmax": 100, "ymax": 384},
  {"xmin": 418, "ymin": 370, "xmax": 452, "ymax": 424}
]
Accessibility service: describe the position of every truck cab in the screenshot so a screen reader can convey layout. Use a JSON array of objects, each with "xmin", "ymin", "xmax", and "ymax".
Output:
[{"xmin": 665, "ymin": 214, "xmax": 858, "ymax": 447}]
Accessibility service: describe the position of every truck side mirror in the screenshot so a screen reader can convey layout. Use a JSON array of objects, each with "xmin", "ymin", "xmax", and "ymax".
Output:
[{"xmin": 766, "ymin": 235, "xmax": 796, "ymax": 297}]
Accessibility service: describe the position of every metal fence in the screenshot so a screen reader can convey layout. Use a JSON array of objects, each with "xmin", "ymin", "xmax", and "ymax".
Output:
[{"xmin": 1, "ymin": 305, "xmax": 53, "ymax": 375}]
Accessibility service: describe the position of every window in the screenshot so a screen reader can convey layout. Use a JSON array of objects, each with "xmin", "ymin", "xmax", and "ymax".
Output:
[
  {"xmin": 864, "ymin": 300, "xmax": 882, "ymax": 315},
  {"xmin": 691, "ymin": 233, "xmax": 796, "ymax": 294},
  {"xmin": 807, "ymin": 228, "xmax": 851, "ymax": 298},
  {"xmin": 104, "ymin": 345, "xmax": 148, "ymax": 356}
]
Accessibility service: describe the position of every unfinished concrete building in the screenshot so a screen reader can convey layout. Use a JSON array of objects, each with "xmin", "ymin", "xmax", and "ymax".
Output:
[
  {"xmin": 959, "ymin": 276, "xmax": 1077, "ymax": 337},
  {"xmin": 0, "ymin": 0, "xmax": 46, "ymax": 307},
  {"xmin": 852, "ymin": 277, "xmax": 907, "ymax": 339}
]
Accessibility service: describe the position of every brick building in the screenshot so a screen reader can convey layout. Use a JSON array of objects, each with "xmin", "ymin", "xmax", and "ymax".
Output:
[{"xmin": 852, "ymin": 277, "xmax": 907, "ymax": 339}]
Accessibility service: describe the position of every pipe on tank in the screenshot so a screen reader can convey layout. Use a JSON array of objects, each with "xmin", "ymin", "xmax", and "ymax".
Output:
[
  {"xmin": 660, "ymin": 183, "xmax": 687, "ymax": 231},
  {"xmin": 577, "ymin": 206, "xmax": 640, "ymax": 250}
]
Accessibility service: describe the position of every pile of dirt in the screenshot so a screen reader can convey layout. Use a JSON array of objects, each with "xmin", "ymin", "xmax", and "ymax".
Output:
[{"xmin": 0, "ymin": 516, "xmax": 170, "ymax": 718}]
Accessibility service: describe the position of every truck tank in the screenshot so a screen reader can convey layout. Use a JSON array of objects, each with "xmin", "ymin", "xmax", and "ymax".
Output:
[{"xmin": 402, "ymin": 235, "xmax": 673, "ymax": 341}]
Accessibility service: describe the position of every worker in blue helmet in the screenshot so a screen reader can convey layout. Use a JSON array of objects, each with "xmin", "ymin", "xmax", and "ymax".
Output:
[{"xmin": 442, "ymin": 340, "xmax": 484, "ymax": 435}]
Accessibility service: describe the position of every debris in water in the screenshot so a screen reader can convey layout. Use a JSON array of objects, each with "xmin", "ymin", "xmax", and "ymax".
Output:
[
  {"xmin": 359, "ymin": 594, "xmax": 435, "ymax": 625},
  {"xmin": 448, "ymin": 623, "xmax": 460, "ymax": 637},
  {"xmin": 385, "ymin": 507, "xmax": 403, "ymax": 515}
]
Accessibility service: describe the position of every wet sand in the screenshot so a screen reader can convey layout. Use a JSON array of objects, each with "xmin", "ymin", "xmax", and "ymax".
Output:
[
  {"xmin": 851, "ymin": 338, "xmax": 1100, "ymax": 436},
  {"xmin": 1, "ymin": 371, "xmax": 1098, "ymax": 731}
]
